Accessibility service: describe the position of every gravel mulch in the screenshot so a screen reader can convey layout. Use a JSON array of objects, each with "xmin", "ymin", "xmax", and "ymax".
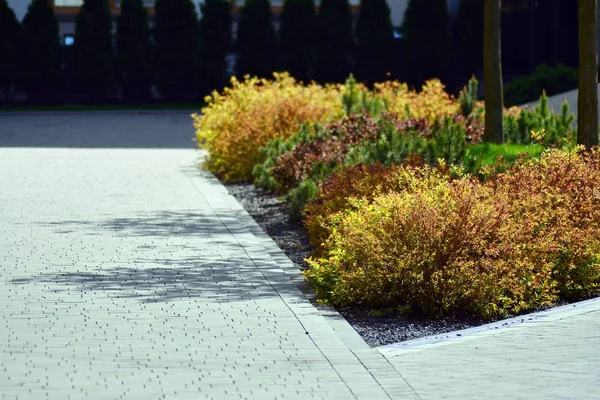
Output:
[{"xmin": 225, "ymin": 182, "xmax": 485, "ymax": 347}]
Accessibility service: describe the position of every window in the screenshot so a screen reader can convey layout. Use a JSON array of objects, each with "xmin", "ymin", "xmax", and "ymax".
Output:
[{"xmin": 64, "ymin": 35, "xmax": 75, "ymax": 46}]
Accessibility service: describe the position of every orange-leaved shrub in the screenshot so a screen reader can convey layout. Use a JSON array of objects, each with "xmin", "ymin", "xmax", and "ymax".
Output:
[
  {"xmin": 305, "ymin": 148, "xmax": 600, "ymax": 319},
  {"xmin": 304, "ymin": 162, "xmax": 426, "ymax": 254},
  {"xmin": 193, "ymin": 73, "xmax": 343, "ymax": 182}
]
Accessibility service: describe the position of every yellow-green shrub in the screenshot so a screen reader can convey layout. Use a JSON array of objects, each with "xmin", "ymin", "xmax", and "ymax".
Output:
[
  {"xmin": 305, "ymin": 148, "xmax": 600, "ymax": 319},
  {"xmin": 193, "ymin": 73, "xmax": 343, "ymax": 181},
  {"xmin": 374, "ymin": 79, "xmax": 462, "ymax": 122}
]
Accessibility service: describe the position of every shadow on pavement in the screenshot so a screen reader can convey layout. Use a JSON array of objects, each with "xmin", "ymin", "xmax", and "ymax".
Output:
[{"xmin": 12, "ymin": 209, "xmax": 302, "ymax": 304}]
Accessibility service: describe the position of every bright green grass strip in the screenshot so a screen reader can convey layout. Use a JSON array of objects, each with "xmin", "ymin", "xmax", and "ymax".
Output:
[{"xmin": 463, "ymin": 143, "xmax": 543, "ymax": 172}]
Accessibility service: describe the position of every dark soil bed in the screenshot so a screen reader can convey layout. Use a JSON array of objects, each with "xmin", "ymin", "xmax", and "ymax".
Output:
[{"xmin": 225, "ymin": 182, "xmax": 486, "ymax": 347}]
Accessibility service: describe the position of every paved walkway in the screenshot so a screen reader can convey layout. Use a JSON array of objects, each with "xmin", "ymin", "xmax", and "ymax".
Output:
[{"xmin": 1, "ymin": 113, "xmax": 599, "ymax": 399}]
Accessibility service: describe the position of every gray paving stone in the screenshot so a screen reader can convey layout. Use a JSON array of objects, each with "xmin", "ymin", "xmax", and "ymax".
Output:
[{"xmin": 0, "ymin": 114, "xmax": 418, "ymax": 399}]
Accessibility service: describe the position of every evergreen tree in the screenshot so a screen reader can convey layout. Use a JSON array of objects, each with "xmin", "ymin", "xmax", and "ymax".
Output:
[
  {"xmin": 73, "ymin": 0, "xmax": 113, "ymax": 103},
  {"xmin": 200, "ymin": 0, "xmax": 232, "ymax": 93},
  {"xmin": 453, "ymin": 0, "xmax": 484, "ymax": 83},
  {"xmin": 314, "ymin": 0, "xmax": 354, "ymax": 84},
  {"xmin": 154, "ymin": 0, "xmax": 202, "ymax": 101},
  {"xmin": 402, "ymin": 0, "xmax": 452, "ymax": 88},
  {"xmin": 279, "ymin": 0, "xmax": 317, "ymax": 82},
  {"xmin": 236, "ymin": 0, "xmax": 277, "ymax": 78},
  {"xmin": 0, "ymin": 0, "xmax": 21, "ymax": 104},
  {"xmin": 483, "ymin": 0, "xmax": 503, "ymax": 143},
  {"xmin": 21, "ymin": 0, "xmax": 62, "ymax": 104},
  {"xmin": 355, "ymin": 0, "xmax": 394, "ymax": 84},
  {"xmin": 116, "ymin": 0, "xmax": 153, "ymax": 103},
  {"xmin": 577, "ymin": 0, "xmax": 599, "ymax": 148}
]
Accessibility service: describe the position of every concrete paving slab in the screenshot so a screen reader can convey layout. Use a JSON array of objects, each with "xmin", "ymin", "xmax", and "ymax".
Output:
[{"xmin": 0, "ymin": 113, "xmax": 416, "ymax": 399}]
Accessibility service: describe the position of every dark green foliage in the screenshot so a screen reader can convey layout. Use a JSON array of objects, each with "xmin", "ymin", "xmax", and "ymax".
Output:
[
  {"xmin": 279, "ymin": 0, "xmax": 317, "ymax": 82},
  {"xmin": 154, "ymin": 0, "xmax": 202, "ymax": 101},
  {"xmin": 0, "ymin": 0, "xmax": 21, "ymax": 104},
  {"xmin": 355, "ymin": 0, "xmax": 394, "ymax": 84},
  {"xmin": 504, "ymin": 92, "xmax": 575, "ymax": 146},
  {"xmin": 73, "ymin": 0, "xmax": 114, "ymax": 103},
  {"xmin": 345, "ymin": 118, "xmax": 428, "ymax": 167},
  {"xmin": 314, "ymin": 0, "xmax": 353, "ymax": 84},
  {"xmin": 425, "ymin": 116, "xmax": 467, "ymax": 165},
  {"xmin": 236, "ymin": 0, "xmax": 277, "ymax": 78},
  {"xmin": 345, "ymin": 116, "xmax": 468, "ymax": 167},
  {"xmin": 286, "ymin": 178, "xmax": 319, "ymax": 221},
  {"xmin": 116, "ymin": 0, "xmax": 153, "ymax": 103},
  {"xmin": 200, "ymin": 0, "xmax": 232, "ymax": 93},
  {"xmin": 504, "ymin": 64, "xmax": 578, "ymax": 107},
  {"xmin": 253, "ymin": 123, "xmax": 327, "ymax": 191},
  {"xmin": 402, "ymin": 0, "xmax": 452, "ymax": 88},
  {"xmin": 453, "ymin": 0, "xmax": 483, "ymax": 83},
  {"xmin": 341, "ymin": 75, "xmax": 387, "ymax": 116},
  {"xmin": 21, "ymin": 0, "xmax": 62, "ymax": 104},
  {"xmin": 458, "ymin": 76, "xmax": 479, "ymax": 117},
  {"xmin": 268, "ymin": 112, "xmax": 380, "ymax": 193}
]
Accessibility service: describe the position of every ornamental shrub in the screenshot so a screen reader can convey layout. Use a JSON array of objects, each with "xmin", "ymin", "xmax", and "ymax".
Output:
[
  {"xmin": 374, "ymin": 79, "xmax": 460, "ymax": 122},
  {"xmin": 490, "ymin": 148, "xmax": 600, "ymax": 301},
  {"xmin": 193, "ymin": 73, "xmax": 342, "ymax": 181},
  {"xmin": 341, "ymin": 75, "xmax": 387, "ymax": 116},
  {"xmin": 344, "ymin": 117, "xmax": 429, "ymax": 167},
  {"xmin": 304, "ymin": 163, "xmax": 411, "ymax": 254},
  {"xmin": 286, "ymin": 178, "xmax": 319, "ymax": 221},
  {"xmin": 304, "ymin": 148, "xmax": 600, "ymax": 319},
  {"xmin": 345, "ymin": 114, "xmax": 478, "ymax": 169},
  {"xmin": 268, "ymin": 112, "xmax": 383, "ymax": 192},
  {"xmin": 503, "ymin": 92, "xmax": 575, "ymax": 146},
  {"xmin": 424, "ymin": 116, "xmax": 468, "ymax": 166},
  {"xmin": 253, "ymin": 122, "xmax": 328, "ymax": 191}
]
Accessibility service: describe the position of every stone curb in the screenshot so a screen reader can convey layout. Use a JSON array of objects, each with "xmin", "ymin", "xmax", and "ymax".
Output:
[{"xmin": 378, "ymin": 296, "xmax": 600, "ymax": 356}]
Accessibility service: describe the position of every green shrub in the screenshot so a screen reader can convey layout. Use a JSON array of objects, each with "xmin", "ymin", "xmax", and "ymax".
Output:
[
  {"xmin": 424, "ymin": 116, "xmax": 467, "ymax": 165},
  {"xmin": 286, "ymin": 178, "xmax": 319, "ymax": 221},
  {"xmin": 341, "ymin": 75, "xmax": 387, "ymax": 116},
  {"xmin": 345, "ymin": 117, "xmax": 428, "ymax": 167},
  {"xmin": 458, "ymin": 76, "xmax": 480, "ymax": 118},
  {"xmin": 504, "ymin": 92, "xmax": 575, "ymax": 146},
  {"xmin": 268, "ymin": 112, "xmax": 381, "ymax": 193},
  {"xmin": 504, "ymin": 64, "xmax": 578, "ymax": 107},
  {"xmin": 253, "ymin": 123, "xmax": 327, "ymax": 191}
]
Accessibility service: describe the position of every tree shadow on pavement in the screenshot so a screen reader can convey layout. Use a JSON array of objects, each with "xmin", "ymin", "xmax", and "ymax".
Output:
[{"xmin": 12, "ymin": 209, "xmax": 305, "ymax": 304}]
